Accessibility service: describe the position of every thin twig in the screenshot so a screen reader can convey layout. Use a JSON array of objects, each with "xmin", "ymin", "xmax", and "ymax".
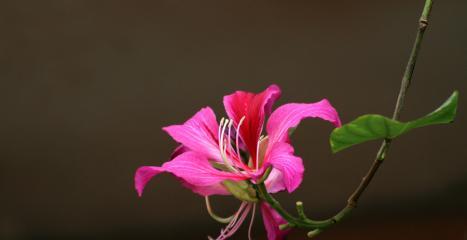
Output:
[
  {"xmin": 255, "ymin": 0, "xmax": 435, "ymax": 236},
  {"xmin": 346, "ymin": 0, "xmax": 433, "ymax": 210}
]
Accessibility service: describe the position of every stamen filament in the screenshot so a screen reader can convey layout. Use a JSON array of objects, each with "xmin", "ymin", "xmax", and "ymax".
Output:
[
  {"xmin": 247, "ymin": 203, "xmax": 257, "ymax": 240},
  {"xmin": 255, "ymin": 122, "xmax": 265, "ymax": 170},
  {"xmin": 226, "ymin": 120, "xmax": 236, "ymax": 165},
  {"xmin": 230, "ymin": 116, "xmax": 252, "ymax": 171},
  {"xmin": 235, "ymin": 116, "xmax": 246, "ymax": 161},
  {"xmin": 218, "ymin": 118, "xmax": 225, "ymax": 143},
  {"xmin": 205, "ymin": 196, "xmax": 235, "ymax": 224},
  {"xmin": 219, "ymin": 119, "xmax": 238, "ymax": 173},
  {"xmin": 215, "ymin": 202, "xmax": 252, "ymax": 240},
  {"xmin": 214, "ymin": 202, "xmax": 246, "ymax": 240},
  {"xmin": 255, "ymin": 140, "xmax": 261, "ymax": 170}
]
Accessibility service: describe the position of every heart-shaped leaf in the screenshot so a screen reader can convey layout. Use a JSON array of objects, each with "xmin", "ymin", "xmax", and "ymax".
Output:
[{"xmin": 330, "ymin": 91, "xmax": 459, "ymax": 153}]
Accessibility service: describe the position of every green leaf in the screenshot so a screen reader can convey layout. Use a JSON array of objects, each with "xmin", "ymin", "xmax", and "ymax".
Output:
[{"xmin": 330, "ymin": 91, "xmax": 459, "ymax": 153}]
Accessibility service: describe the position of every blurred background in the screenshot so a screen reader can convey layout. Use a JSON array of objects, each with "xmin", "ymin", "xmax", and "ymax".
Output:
[{"xmin": 1, "ymin": 0, "xmax": 466, "ymax": 239}]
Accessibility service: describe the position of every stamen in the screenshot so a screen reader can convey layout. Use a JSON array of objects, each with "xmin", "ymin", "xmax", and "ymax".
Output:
[
  {"xmin": 255, "ymin": 122, "xmax": 265, "ymax": 170},
  {"xmin": 216, "ymin": 117, "xmax": 250, "ymax": 174},
  {"xmin": 219, "ymin": 119, "xmax": 238, "ymax": 173},
  {"xmin": 220, "ymin": 123, "xmax": 228, "ymax": 164},
  {"xmin": 226, "ymin": 120, "xmax": 234, "ymax": 159},
  {"xmin": 220, "ymin": 118, "xmax": 228, "ymax": 150},
  {"xmin": 218, "ymin": 117, "xmax": 225, "ymax": 142},
  {"xmin": 223, "ymin": 141, "xmax": 236, "ymax": 172},
  {"xmin": 213, "ymin": 202, "xmax": 246, "ymax": 240},
  {"xmin": 215, "ymin": 203, "xmax": 252, "ymax": 240},
  {"xmin": 247, "ymin": 203, "xmax": 257, "ymax": 240},
  {"xmin": 219, "ymin": 119, "xmax": 229, "ymax": 160},
  {"xmin": 255, "ymin": 140, "xmax": 260, "ymax": 170},
  {"xmin": 235, "ymin": 116, "xmax": 246, "ymax": 163},
  {"xmin": 205, "ymin": 196, "xmax": 234, "ymax": 224},
  {"xmin": 227, "ymin": 204, "xmax": 252, "ymax": 237}
]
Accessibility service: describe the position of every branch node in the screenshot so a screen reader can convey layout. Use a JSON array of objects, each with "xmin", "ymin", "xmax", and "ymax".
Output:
[
  {"xmin": 419, "ymin": 19, "xmax": 428, "ymax": 29},
  {"xmin": 347, "ymin": 200, "xmax": 358, "ymax": 208}
]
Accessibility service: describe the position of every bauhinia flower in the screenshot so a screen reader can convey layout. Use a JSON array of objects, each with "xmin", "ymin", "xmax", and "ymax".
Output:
[{"xmin": 135, "ymin": 84, "xmax": 341, "ymax": 240}]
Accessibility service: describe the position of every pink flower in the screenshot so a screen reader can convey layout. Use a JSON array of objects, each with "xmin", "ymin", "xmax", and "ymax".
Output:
[{"xmin": 135, "ymin": 84, "xmax": 341, "ymax": 240}]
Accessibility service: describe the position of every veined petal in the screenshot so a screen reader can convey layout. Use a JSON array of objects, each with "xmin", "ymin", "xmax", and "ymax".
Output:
[
  {"xmin": 134, "ymin": 166, "xmax": 164, "ymax": 197},
  {"xmin": 260, "ymin": 202, "xmax": 290, "ymax": 240},
  {"xmin": 134, "ymin": 151, "xmax": 247, "ymax": 197},
  {"xmin": 134, "ymin": 166, "xmax": 229, "ymax": 197},
  {"xmin": 163, "ymin": 107, "xmax": 221, "ymax": 161},
  {"xmin": 264, "ymin": 168, "xmax": 286, "ymax": 194},
  {"xmin": 264, "ymin": 142, "xmax": 304, "ymax": 193},
  {"xmin": 162, "ymin": 151, "xmax": 247, "ymax": 186},
  {"xmin": 257, "ymin": 137, "xmax": 286, "ymax": 193},
  {"xmin": 223, "ymin": 85, "xmax": 281, "ymax": 162},
  {"xmin": 266, "ymin": 99, "xmax": 341, "ymax": 146}
]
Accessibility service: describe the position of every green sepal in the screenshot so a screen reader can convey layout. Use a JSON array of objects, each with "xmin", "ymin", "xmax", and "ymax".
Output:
[
  {"xmin": 211, "ymin": 162, "xmax": 231, "ymax": 171},
  {"xmin": 330, "ymin": 91, "xmax": 459, "ymax": 153},
  {"xmin": 222, "ymin": 180, "xmax": 258, "ymax": 203}
]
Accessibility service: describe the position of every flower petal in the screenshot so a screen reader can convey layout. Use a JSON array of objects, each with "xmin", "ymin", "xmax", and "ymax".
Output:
[
  {"xmin": 134, "ymin": 166, "xmax": 164, "ymax": 197},
  {"xmin": 163, "ymin": 151, "xmax": 247, "ymax": 187},
  {"xmin": 223, "ymin": 85, "xmax": 281, "ymax": 162},
  {"xmin": 134, "ymin": 165, "xmax": 230, "ymax": 197},
  {"xmin": 134, "ymin": 151, "xmax": 248, "ymax": 197},
  {"xmin": 265, "ymin": 142, "xmax": 304, "ymax": 193},
  {"xmin": 266, "ymin": 99, "xmax": 341, "ymax": 146},
  {"xmin": 260, "ymin": 202, "xmax": 290, "ymax": 240},
  {"xmin": 264, "ymin": 168, "xmax": 286, "ymax": 193},
  {"xmin": 163, "ymin": 107, "xmax": 221, "ymax": 161}
]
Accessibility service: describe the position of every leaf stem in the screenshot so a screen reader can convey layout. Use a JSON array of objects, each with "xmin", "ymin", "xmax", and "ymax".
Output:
[{"xmin": 255, "ymin": 0, "xmax": 434, "ymax": 237}]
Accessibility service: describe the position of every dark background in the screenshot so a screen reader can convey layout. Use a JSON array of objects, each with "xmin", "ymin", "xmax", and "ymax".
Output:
[{"xmin": 1, "ymin": 1, "xmax": 466, "ymax": 239}]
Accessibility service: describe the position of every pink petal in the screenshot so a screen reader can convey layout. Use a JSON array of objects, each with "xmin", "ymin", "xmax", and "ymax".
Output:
[
  {"xmin": 162, "ymin": 151, "xmax": 247, "ymax": 186},
  {"xmin": 134, "ymin": 151, "xmax": 248, "ymax": 197},
  {"xmin": 264, "ymin": 142, "xmax": 304, "ymax": 193},
  {"xmin": 134, "ymin": 166, "xmax": 229, "ymax": 197},
  {"xmin": 260, "ymin": 202, "xmax": 290, "ymax": 240},
  {"xmin": 163, "ymin": 107, "xmax": 221, "ymax": 161},
  {"xmin": 223, "ymin": 85, "xmax": 281, "ymax": 163},
  {"xmin": 264, "ymin": 168, "xmax": 286, "ymax": 193},
  {"xmin": 256, "ymin": 137, "xmax": 286, "ymax": 193},
  {"xmin": 134, "ymin": 166, "xmax": 164, "ymax": 197},
  {"xmin": 170, "ymin": 145, "xmax": 189, "ymax": 159},
  {"xmin": 266, "ymin": 99, "xmax": 341, "ymax": 146}
]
